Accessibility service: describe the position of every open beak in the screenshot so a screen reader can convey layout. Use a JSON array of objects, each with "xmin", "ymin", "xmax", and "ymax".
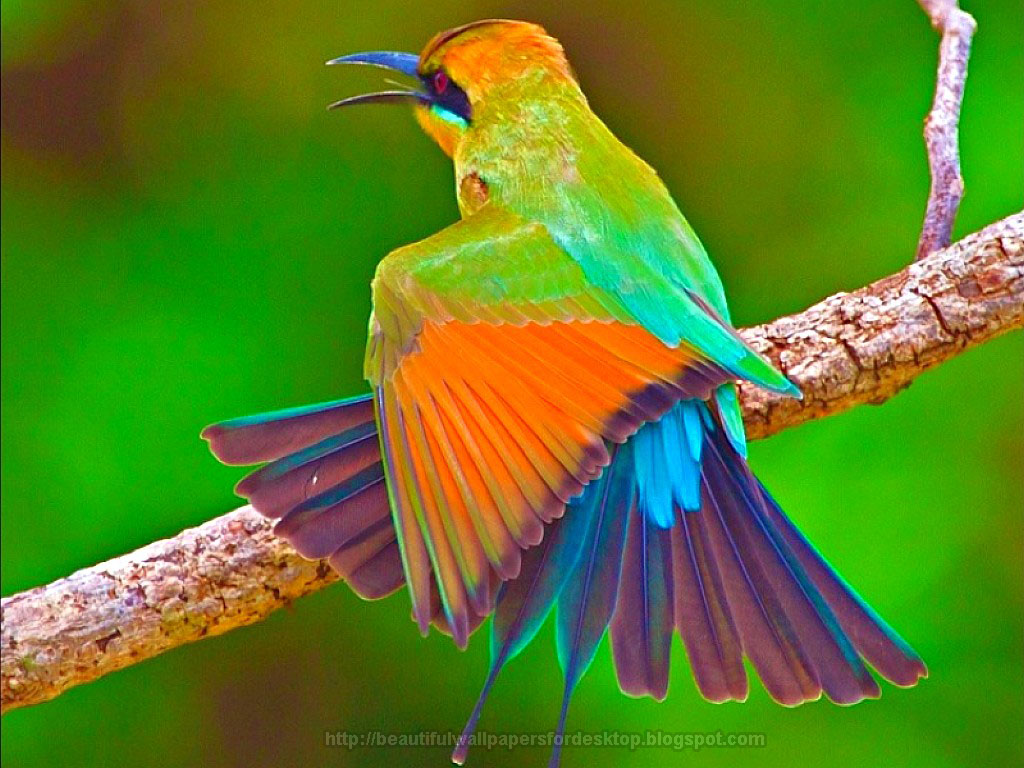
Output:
[{"xmin": 326, "ymin": 51, "xmax": 428, "ymax": 110}]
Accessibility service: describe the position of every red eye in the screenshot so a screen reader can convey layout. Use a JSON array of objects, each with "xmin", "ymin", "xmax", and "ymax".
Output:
[{"xmin": 433, "ymin": 71, "xmax": 448, "ymax": 93}]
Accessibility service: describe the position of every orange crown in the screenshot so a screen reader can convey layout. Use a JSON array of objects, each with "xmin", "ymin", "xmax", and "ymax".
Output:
[{"xmin": 418, "ymin": 20, "xmax": 576, "ymax": 101}]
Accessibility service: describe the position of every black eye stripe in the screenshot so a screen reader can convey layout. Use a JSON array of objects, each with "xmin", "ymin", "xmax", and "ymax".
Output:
[{"xmin": 420, "ymin": 69, "xmax": 472, "ymax": 123}]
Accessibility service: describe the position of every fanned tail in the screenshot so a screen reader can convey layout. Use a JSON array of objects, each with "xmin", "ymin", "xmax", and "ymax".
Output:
[
  {"xmin": 612, "ymin": 400, "xmax": 926, "ymax": 711},
  {"xmin": 202, "ymin": 393, "xmax": 925, "ymax": 768},
  {"xmin": 454, "ymin": 399, "xmax": 925, "ymax": 767},
  {"xmin": 698, "ymin": 429, "xmax": 873, "ymax": 704}
]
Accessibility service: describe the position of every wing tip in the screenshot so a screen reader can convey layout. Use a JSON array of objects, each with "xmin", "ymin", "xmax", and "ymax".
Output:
[
  {"xmin": 200, "ymin": 423, "xmax": 248, "ymax": 466},
  {"xmin": 756, "ymin": 365, "xmax": 803, "ymax": 399},
  {"xmin": 781, "ymin": 379, "xmax": 803, "ymax": 399}
]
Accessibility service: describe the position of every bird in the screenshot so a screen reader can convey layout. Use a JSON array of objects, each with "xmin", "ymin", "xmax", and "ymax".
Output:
[{"xmin": 202, "ymin": 19, "xmax": 926, "ymax": 767}]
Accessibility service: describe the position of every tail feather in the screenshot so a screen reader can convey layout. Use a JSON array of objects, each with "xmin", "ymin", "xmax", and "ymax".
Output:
[
  {"xmin": 236, "ymin": 421, "xmax": 380, "ymax": 518},
  {"xmin": 703, "ymin": 433, "xmax": 880, "ymax": 704},
  {"xmin": 669, "ymin": 506, "xmax": 748, "ymax": 701},
  {"xmin": 757, "ymin": 482, "xmax": 928, "ymax": 686},
  {"xmin": 550, "ymin": 444, "xmax": 633, "ymax": 768},
  {"xmin": 609, "ymin": 505, "xmax": 674, "ymax": 700},
  {"xmin": 324, "ymin": 516, "xmax": 394, "ymax": 580},
  {"xmin": 452, "ymin": 508, "xmax": 591, "ymax": 765},
  {"xmin": 276, "ymin": 464, "xmax": 389, "ymax": 559},
  {"xmin": 337, "ymin": 539, "xmax": 405, "ymax": 600},
  {"xmin": 698, "ymin": 455, "xmax": 823, "ymax": 704}
]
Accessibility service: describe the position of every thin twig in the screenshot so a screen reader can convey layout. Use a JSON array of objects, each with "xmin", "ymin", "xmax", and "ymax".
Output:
[
  {"xmin": 3, "ymin": 214, "xmax": 1021, "ymax": 715},
  {"xmin": 915, "ymin": 0, "xmax": 977, "ymax": 260}
]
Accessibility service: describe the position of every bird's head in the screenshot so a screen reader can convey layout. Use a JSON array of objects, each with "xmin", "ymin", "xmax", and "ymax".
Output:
[{"xmin": 328, "ymin": 20, "xmax": 577, "ymax": 157}]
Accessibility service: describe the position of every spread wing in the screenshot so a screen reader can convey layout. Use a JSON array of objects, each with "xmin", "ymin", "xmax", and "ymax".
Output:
[{"xmin": 367, "ymin": 204, "xmax": 793, "ymax": 645}]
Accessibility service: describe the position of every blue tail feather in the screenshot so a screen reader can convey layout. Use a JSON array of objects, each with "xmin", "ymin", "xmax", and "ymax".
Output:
[
  {"xmin": 550, "ymin": 443, "xmax": 633, "ymax": 768},
  {"xmin": 451, "ymin": 505, "xmax": 592, "ymax": 765}
]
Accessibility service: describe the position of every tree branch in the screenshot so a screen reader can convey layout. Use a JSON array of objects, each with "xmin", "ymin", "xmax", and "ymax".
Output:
[
  {"xmin": 3, "ymin": 213, "xmax": 1021, "ymax": 715},
  {"xmin": 740, "ymin": 213, "xmax": 1022, "ymax": 437},
  {"xmin": 2, "ymin": 506, "xmax": 339, "ymax": 716},
  {"xmin": 915, "ymin": 0, "xmax": 976, "ymax": 259},
  {"xmin": 0, "ymin": 0, "xmax": 1018, "ymax": 717}
]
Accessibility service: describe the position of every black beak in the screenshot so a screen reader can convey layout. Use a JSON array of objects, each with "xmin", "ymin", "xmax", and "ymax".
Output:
[{"xmin": 326, "ymin": 51, "xmax": 428, "ymax": 110}]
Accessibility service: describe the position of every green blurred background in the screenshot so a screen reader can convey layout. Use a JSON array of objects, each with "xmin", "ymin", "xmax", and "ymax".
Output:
[{"xmin": 2, "ymin": 0, "xmax": 1022, "ymax": 765}]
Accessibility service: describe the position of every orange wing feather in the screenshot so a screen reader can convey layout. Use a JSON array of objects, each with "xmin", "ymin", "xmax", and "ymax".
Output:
[
  {"xmin": 366, "ymin": 206, "xmax": 736, "ymax": 644},
  {"xmin": 378, "ymin": 317, "xmax": 715, "ymax": 643}
]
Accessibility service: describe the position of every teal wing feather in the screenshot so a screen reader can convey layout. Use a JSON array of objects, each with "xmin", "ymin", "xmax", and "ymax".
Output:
[{"xmin": 470, "ymin": 101, "xmax": 800, "ymax": 400}]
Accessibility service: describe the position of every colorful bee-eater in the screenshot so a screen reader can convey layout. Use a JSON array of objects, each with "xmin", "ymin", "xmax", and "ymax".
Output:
[{"xmin": 203, "ymin": 20, "xmax": 926, "ymax": 766}]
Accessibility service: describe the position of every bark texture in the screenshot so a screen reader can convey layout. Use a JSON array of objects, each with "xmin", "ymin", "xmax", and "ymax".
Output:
[
  {"xmin": 2, "ymin": 506, "xmax": 337, "ymax": 714},
  {"xmin": 740, "ymin": 213, "xmax": 1023, "ymax": 438},
  {"xmin": 3, "ymin": 213, "xmax": 1021, "ymax": 715}
]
